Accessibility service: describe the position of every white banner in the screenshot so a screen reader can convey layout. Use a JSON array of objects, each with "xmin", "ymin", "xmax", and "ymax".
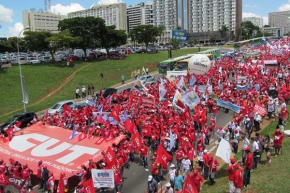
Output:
[
  {"xmin": 237, "ymin": 75, "xmax": 247, "ymax": 85},
  {"xmin": 91, "ymin": 169, "xmax": 115, "ymax": 188},
  {"xmin": 181, "ymin": 88, "xmax": 200, "ymax": 109},
  {"xmin": 252, "ymin": 60, "xmax": 278, "ymax": 65},
  {"xmin": 21, "ymin": 76, "xmax": 29, "ymax": 104},
  {"xmin": 215, "ymin": 138, "xmax": 232, "ymax": 164},
  {"xmin": 195, "ymin": 85, "xmax": 213, "ymax": 94},
  {"xmin": 159, "ymin": 85, "xmax": 167, "ymax": 101},
  {"xmin": 166, "ymin": 70, "xmax": 187, "ymax": 76}
]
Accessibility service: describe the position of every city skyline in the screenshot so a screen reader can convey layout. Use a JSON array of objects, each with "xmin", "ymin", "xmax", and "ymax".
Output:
[{"xmin": 1, "ymin": 0, "xmax": 290, "ymax": 37}]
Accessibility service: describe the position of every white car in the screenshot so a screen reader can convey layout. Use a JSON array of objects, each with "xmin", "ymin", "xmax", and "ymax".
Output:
[
  {"xmin": 11, "ymin": 57, "xmax": 28, "ymax": 66},
  {"xmin": 27, "ymin": 57, "xmax": 40, "ymax": 64},
  {"xmin": 47, "ymin": 100, "xmax": 75, "ymax": 115},
  {"xmin": 139, "ymin": 75, "xmax": 155, "ymax": 84}
]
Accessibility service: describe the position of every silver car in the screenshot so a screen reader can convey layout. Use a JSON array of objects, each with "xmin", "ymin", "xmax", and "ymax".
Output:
[
  {"xmin": 48, "ymin": 100, "xmax": 75, "ymax": 115},
  {"xmin": 139, "ymin": 75, "xmax": 155, "ymax": 84},
  {"xmin": 11, "ymin": 57, "xmax": 28, "ymax": 66}
]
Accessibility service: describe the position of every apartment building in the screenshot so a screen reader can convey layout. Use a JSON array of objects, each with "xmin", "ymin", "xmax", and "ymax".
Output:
[
  {"xmin": 22, "ymin": 10, "xmax": 67, "ymax": 33},
  {"xmin": 269, "ymin": 10, "xmax": 290, "ymax": 34},
  {"xmin": 127, "ymin": 2, "xmax": 154, "ymax": 32},
  {"xmin": 153, "ymin": 0, "xmax": 177, "ymax": 30},
  {"xmin": 243, "ymin": 17, "xmax": 264, "ymax": 29},
  {"xmin": 68, "ymin": 3, "xmax": 127, "ymax": 32},
  {"xmin": 264, "ymin": 27, "xmax": 284, "ymax": 37}
]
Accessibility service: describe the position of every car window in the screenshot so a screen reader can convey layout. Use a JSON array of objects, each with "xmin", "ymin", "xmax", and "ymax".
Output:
[
  {"xmin": 51, "ymin": 103, "xmax": 61, "ymax": 109},
  {"xmin": 140, "ymin": 77, "xmax": 146, "ymax": 80},
  {"xmin": 67, "ymin": 102, "xmax": 73, "ymax": 106}
]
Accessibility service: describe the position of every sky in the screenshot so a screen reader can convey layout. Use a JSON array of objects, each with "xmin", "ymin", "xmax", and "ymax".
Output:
[{"xmin": 1, "ymin": 0, "xmax": 290, "ymax": 37}]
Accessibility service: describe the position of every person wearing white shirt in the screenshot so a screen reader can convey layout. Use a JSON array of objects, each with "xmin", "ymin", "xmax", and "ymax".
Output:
[
  {"xmin": 75, "ymin": 88, "xmax": 80, "ymax": 99},
  {"xmin": 253, "ymin": 112, "xmax": 262, "ymax": 132},
  {"xmin": 81, "ymin": 86, "xmax": 86, "ymax": 98},
  {"xmin": 168, "ymin": 164, "xmax": 176, "ymax": 188},
  {"xmin": 241, "ymin": 136, "xmax": 250, "ymax": 165},
  {"xmin": 232, "ymin": 130, "xmax": 240, "ymax": 154},
  {"xmin": 181, "ymin": 155, "xmax": 191, "ymax": 179},
  {"xmin": 251, "ymin": 137, "xmax": 260, "ymax": 170}
]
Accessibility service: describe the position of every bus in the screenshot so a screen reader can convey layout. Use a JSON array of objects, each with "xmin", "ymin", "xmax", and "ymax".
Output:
[
  {"xmin": 158, "ymin": 47, "xmax": 221, "ymax": 74},
  {"xmin": 234, "ymin": 37, "xmax": 267, "ymax": 49}
]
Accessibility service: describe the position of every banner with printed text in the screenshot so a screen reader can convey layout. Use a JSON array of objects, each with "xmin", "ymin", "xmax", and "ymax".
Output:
[
  {"xmin": 91, "ymin": 169, "xmax": 115, "ymax": 188},
  {"xmin": 217, "ymin": 99, "xmax": 240, "ymax": 113}
]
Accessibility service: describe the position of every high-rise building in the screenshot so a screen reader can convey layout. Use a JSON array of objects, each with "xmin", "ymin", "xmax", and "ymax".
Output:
[
  {"xmin": 127, "ymin": 2, "xmax": 154, "ymax": 32},
  {"xmin": 269, "ymin": 10, "xmax": 290, "ymax": 34},
  {"xmin": 22, "ymin": 10, "xmax": 67, "ymax": 33},
  {"xmin": 153, "ymin": 0, "xmax": 177, "ymax": 30},
  {"xmin": 68, "ymin": 3, "xmax": 127, "ymax": 32},
  {"xmin": 243, "ymin": 17, "xmax": 264, "ymax": 29}
]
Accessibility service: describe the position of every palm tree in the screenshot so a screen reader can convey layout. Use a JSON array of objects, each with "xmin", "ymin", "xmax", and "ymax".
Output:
[{"xmin": 219, "ymin": 25, "xmax": 229, "ymax": 42}]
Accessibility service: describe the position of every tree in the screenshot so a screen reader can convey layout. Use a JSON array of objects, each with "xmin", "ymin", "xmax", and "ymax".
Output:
[
  {"xmin": 99, "ymin": 25, "xmax": 127, "ymax": 54},
  {"xmin": 23, "ymin": 31, "xmax": 52, "ymax": 51},
  {"xmin": 169, "ymin": 38, "xmax": 180, "ymax": 49},
  {"xmin": 241, "ymin": 21, "xmax": 260, "ymax": 39},
  {"xmin": 219, "ymin": 25, "xmax": 229, "ymax": 42},
  {"xmin": 45, "ymin": 31, "xmax": 74, "ymax": 62},
  {"xmin": 129, "ymin": 25, "xmax": 160, "ymax": 50},
  {"xmin": 58, "ymin": 17, "xmax": 106, "ymax": 57}
]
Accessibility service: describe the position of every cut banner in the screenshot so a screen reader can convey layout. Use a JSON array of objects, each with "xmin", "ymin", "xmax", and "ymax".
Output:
[
  {"xmin": 253, "ymin": 104, "xmax": 267, "ymax": 116},
  {"xmin": 217, "ymin": 99, "xmax": 240, "ymax": 113},
  {"xmin": 215, "ymin": 138, "xmax": 232, "ymax": 164}
]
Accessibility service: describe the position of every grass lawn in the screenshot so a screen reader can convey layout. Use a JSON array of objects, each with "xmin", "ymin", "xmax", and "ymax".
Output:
[
  {"xmin": 201, "ymin": 109, "xmax": 290, "ymax": 193},
  {"xmin": 0, "ymin": 48, "xmax": 202, "ymax": 123}
]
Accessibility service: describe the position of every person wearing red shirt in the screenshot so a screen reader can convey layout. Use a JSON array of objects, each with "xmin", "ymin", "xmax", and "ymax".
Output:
[
  {"xmin": 243, "ymin": 147, "xmax": 252, "ymax": 188},
  {"xmin": 209, "ymin": 157, "xmax": 219, "ymax": 184},
  {"xmin": 13, "ymin": 161, "xmax": 21, "ymax": 178},
  {"xmin": 88, "ymin": 158, "xmax": 97, "ymax": 171},
  {"xmin": 0, "ymin": 160, "xmax": 6, "ymax": 174},
  {"xmin": 191, "ymin": 169, "xmax": 203, "ymax": 192},
  {"xmin": 151, "ymin": 160, "xmax": 160, "ymax": 183},
  {"xmin": 127, "ymin": 139, "xmax": 135, "ymax": 163},
  {"xmin": 0, "ymin": 170, "xmax": 7, "ymax": 193},
  {"xmin": 36, "ymin": 160, "xmax": 44, "ymax": 189},
  {"xmin": 21, "ymin": 164, "xmax": 33, "ymax": 181},
  {"xmin": 233, "ymin": 164, "xmax": 243, "ymax": 193},
  {"xmin": 227, "ymin": 158, "xmax": 236, "ymax": 193},
  {"xmin": 175, "ymin": 147, "xmax": 184, "ymax": 171},
  {"xmin": 207, "ymin": 97, "xmax": 214, "ymax": 113},
  {"xmin": 140, "ymin": 143, "xmax": 148, "ymax": 168},
  {"xmin": 46, "ymin": 172, "xmax": 55, "ymax": 193},
  {"xmin": 273, "ymin": 129, "xmax": 284, "ymax": 157},
  {"xmin": 203, "ymin": 149, "xmax": 212, "ymax": 180},
  {"xmin": 114, "ymin": 167, "xmax": 123, "ymax": 193}
]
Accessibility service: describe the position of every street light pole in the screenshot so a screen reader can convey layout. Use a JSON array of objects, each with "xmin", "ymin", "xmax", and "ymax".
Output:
[{"xmin": 17, "ymin": 26, "xmax": 30, "ymax": 112}]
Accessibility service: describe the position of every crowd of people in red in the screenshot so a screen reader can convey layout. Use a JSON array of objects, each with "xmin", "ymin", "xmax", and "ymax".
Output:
[{"xmin": 1, "ymin": 38, "xmax": 290, "ymax": 193}]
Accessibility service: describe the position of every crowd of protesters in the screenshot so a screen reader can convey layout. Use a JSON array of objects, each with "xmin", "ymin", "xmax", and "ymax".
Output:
[{"xmin": 1, "ymin": 38, "xmax": 290, "ymax": 193}]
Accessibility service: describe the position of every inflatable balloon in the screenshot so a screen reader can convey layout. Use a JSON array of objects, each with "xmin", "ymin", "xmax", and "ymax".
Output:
[{"xmin": 188, "ymin": 54, "xmax": 211, "ymax": 75}]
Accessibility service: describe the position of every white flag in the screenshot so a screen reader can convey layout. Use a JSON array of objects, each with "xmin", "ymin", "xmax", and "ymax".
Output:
[
  {"xmin": 215, "ymin": 138, "xmax": 232, "ymax": 163},
  {"xmin": 159, "ymin": 85, "xmax": 167, "ymax": 101},
  {"xmin": 169, "ymin": 129, "xmax": 175, "ymax": 150}
]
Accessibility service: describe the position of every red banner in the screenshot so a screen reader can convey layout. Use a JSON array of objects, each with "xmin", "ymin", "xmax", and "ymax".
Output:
[
  {"xmin": 104, "ymin": 147, "xmax": 118, "ymax": 172},
  {"xmin": 253, "ymin": 104, "xmax": 267, "ymax": 116},
  {"xmin": 156, "ymin": 145, "xmax": 172, "ymax": 170},
  {"xmin": 83, "ymin": 178, "xmax": 95, "ymax": 193},
  {"xmin": 0, "ymin": 122, "xmax": 125, "ymax": 179},
  {"xmin": 182, "ymin": 176, "xmax": 199, "ymax": 193},
  {"xmin": 141, "ymin": 125, "xmax": 152, "ymax": 137},
  {"xmin": 4, "ymin": 177, "xmax": 29, "ymax": 193},
  {"xmin": 131, "ymin": 132, "xmax": 142, "ymax": 153}
]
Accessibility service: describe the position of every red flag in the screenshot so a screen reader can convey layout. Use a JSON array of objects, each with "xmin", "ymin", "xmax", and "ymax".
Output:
[
  {"xmin": 124, "ymin": 120, "xmax": 135, "ymax": 134},
  {"xmin": 110, "ymin": 109, "xmax": 121, "ymax": 122},
  {"xmin": 57, "ymin": 173, "xmax": 64, "ymax": 193},
  {"xmin": 142, "ymin": 125, "xmax": 152, "ymax": 137},
  {"xmin": 104, "ymin": 147, "xmax": 118, "ymax": 170},
  {"xmin": 182, "ymin": 175, "xmax": 199, "ymax": 193},
  {"xmin": 156, "ymin": 145, "xmax": 172, "ymax": 170},
  {"xmin": 6, "ymin": 126, "xmax": 13, "ymax": 141},
  {"xmin": 45, "ymin": 109, "xmax": 49, "ymax": 119},
  {"xmin": 131, "ymin": 132, "xmax": 142, "ymax": 153},
  {"xmin": 94, "ymin": 137, "xmax": 105, "ymax": 145},
  {"xmin": 63, "ymin": 104, "xmax": 71, "ymax": 113},
  {"xmin": 177, "ymin": 99, "xmax": 186, "ymax": 109},
  {"xmin": 83, "ymin": 178, "xmax": 95, "ymax": 193},
  {"xmin": 78, "ymin": 132, "xmax": 87, "ymax": 141}
]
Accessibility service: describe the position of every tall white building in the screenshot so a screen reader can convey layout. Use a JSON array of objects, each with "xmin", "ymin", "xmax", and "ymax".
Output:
[
  {"xmin": 153, "ymin": 0, "xmax": 177, "ymax": 30},
  {"xmin": 68, "ymin": 3, "xmax": 127, "ymax": 32},
  {"xmin": 269, "ymin": 10, "xmax": 290, "ymax": 34},
  {"xmin": 127, "ymin": 2, "xmax": 154, "ymax": 32},
  {"xmin": 243, "ymin": 17, "xmax": 263, "ymax": 29},
  {"xmin": 22, "ymin": 10, "xmax": 67, "ymax": 33}
]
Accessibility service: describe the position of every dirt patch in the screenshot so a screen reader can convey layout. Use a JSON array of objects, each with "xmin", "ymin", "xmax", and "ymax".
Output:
[{"xmin": 145, "ymin": 63, "xmax": 155, "ymax": 69}]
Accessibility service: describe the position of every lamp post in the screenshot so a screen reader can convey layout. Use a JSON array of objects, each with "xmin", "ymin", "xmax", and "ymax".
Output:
[{"xmin": 17, "ymin": 26, "xmax": 30, "ymax": 112}]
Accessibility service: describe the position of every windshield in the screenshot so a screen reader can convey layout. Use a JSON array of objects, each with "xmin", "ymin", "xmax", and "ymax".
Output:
[
  {"xmin": 140, "ymin": 77, "xmax": 146, "ymax": 80},
  {"xmin": 29, "ymin": 57, "xmax": 37, "ymax": 60},
  {"xmin": 51, "ymin": 103, "xmax": 61, "ymax": 109}
]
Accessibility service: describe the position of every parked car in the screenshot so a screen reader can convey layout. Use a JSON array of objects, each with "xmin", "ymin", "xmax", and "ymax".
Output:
[
  {"xmin": 0, "ymin": 112, "xmax": 36, "ymax": 136},
  {"xmin": 96, "ymin": 88, "xmax": 118, "ymax": 98},
  {"xmin": 39, "ymin": 56, "xmax": 52, "ymax": 63},
  {"xmin": 47, "ymin": 100, "xmax": 75, "ymax": 115},
  {"xmin": 11, "ymin": 57, "xmax": 28, "ymax": 66},
  {"xmin": 139, "ymin": 75, "xmax": 155, "ymax": 84},
  {"xmin": 27, "ymin": 57, "xmax": 40, "ymax": 64},
  {"xmin": 0, "ymin": 57, "xmax": 10, "ymax": 64}
]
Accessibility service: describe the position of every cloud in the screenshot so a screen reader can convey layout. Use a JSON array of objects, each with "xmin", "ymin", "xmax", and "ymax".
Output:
[
  {"xmin": 9, "ymin": 22, "xmax": 24, "ymax": 37},
  {"xmin": 278, "ymin": 0, "xmax": 290, "ymax": 11},
  {"xmin": 50, "ymin": 3, "xmax": 85, "ymax": 15},
  {"xmin": 245, "ymin": 4, "xmax": 257, "ymax": 8},
  {"xmin": 94, "ymin": 0, "xmax": 123, "ymax": 6},
  {"xmin": 242, "ymin": 12, "xmax": 268, "ymax": 26},
  {"xmin": 0, "ymin": 4, "xmax": 13, "ymax": 23}
]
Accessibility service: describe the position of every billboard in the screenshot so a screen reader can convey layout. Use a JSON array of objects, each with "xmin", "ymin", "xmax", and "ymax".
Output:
[{"xmin": 172, "ymin": 30, "xmax": 187, "ymax": 42}]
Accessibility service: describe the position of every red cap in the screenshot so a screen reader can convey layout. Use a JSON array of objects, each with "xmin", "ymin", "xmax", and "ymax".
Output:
[
  {"xmin": 43, "ymin": 165, "xmax": 47, "ymax": 169},
  {"xmin": 184, "ymin": 155, "xmax": 188, "ymax": 159},
  {"xmin": 245, "ymin": 147, "xmax": 251, "ymax": 152},
  {"xmin": 218, "ymin": 126, "xmax": 223, "ymax": 130},
  {"xmin": 193, "ymin": 169, "xmax": 199, "ymax": 174},
  {"xmin": 81, "ymin": 164, "xmax": 85, "ymax": 168},
  {"xmin": 230, "ymin": 158, "xmax": 236, "ymax": 164},
  {"xmin": 49, "ymin": 172, "xmax": 53, "ymax": 176},
  {"xmin": 234, "ymin": 163, "xmax": 240, "ymax": 169},
  {"xmin": 234, "ymin": 130, "xmax": 238, "ymax": 133}
]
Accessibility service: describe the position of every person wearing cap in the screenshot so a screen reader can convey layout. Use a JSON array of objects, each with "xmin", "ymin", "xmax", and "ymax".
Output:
[
  {"xmin": 175, "ymin": 146, "xmax": 184, "ymax": 171},
  {"xmin": 203, "ymin": 149, "xmax": 213, "ymax": 180},
  {"xmin": 46, "ymin": 172, "xmax": 55, "ymax": 193},
  {"xmin": 174, "ymin": 170, "xmax": 184, "ymax": 192},
  {"xmin": 181, "ymin": 154, "xmax": 191, "ymax": 179},
  {"xmin": 243, "ymin": 147, "xmax": 252, "ymax": 188},
  {"xmin": 273, "ymin": 129, "xmax": 284, "ymax": 157},
  {"xmin": 168, "ymin": 164, "xmax": 176, "ymax": 188},
  {"xmin": 216, "ymin": 126, "xmax": 225, "ymax": 142},
  {"xmin": 37, "ymin": 160, "xmax": 44, "ymax": 189},
  {"xmin": 114, "ymin": 167, "xmax": 123, "ymax": 193},
  {"xmin": 151, "ymin": 159, "xmax": 160, "ymax": 183},
  {"xmin": 147, "ymin": 175, "xmax": 158, "ymax": 193},
  {"xmin": 190, "ymin": 169, "xmax": 203, "ymax": 192},
  {"xmin": 233, "ymin": 163, "xmax": 243, "ymax": 192},
  {"xmin": 165, "ymin": 182, "xmax": 174, "ymax": 193},
  {"xmin": 227, "ymin": 158, "xmax": 236, "ymax": 193},
  {"xmin": 21, "ymin": 164, "xmax": 33, "ymax": 190}
]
